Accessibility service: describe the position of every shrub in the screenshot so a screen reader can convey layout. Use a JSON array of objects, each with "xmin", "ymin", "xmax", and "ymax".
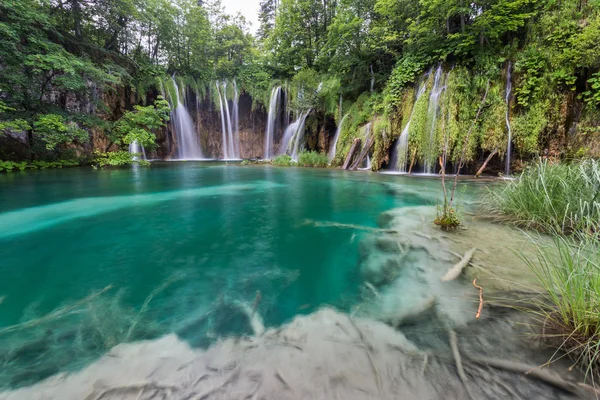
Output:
[
  {"xmin": 521, "ymin": 233, "xmax": 600, "ymax": 378},
  {"xmin": 297, "ymin": 151, "xmax": 328, "ymax": 167},
  {"xmin": 0, "ymin": 159, "xmax": 79, "ymax": 172},
  {"xmin": 434, "ymin": 202, "xmax": 461, "ymax": 230},
  {"xmin": 484, "ymin": 159, "xmax": 600, "ymax": 235},
  {"xmin": 93, "ymin": 151, "xmax": 150, "ymax": 168},
  {"xmin": 272, "ymin": 154, "xmax": 294, "ymax": 167}
]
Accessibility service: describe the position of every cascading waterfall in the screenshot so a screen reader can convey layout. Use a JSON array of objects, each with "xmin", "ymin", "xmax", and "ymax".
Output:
[
  {"xmin": 129, "ymin": 141, "xmax": 146, "ymax": 161},
  {"xmin": 358, "ymin": 123, "xmax": 373, "ymax": 170},
  {"xmin": 264, "ymin": 86, "xmax": 281, "ymax": 159},
  {"xmin": 171, "ymin": 77, "xmax": 204, "ymax": 160},
  {"xmin": 216, "ymin": 81, "xmax": 240, "ymax": 160},
  {"xmin": 278, "ymin": 111, "xmax": 310, "ymax": 160},
  {"xmin": 423, "ymin": 65, "xmax": 445, "ymax": 174},
  {"xmin": 389, "ymin": 83, "xmax": 427, "ymax": 172},
  {"xmin": 222, "ymin": 82, "xmax": 236, "ymax": 159},
  {"xmin": 290, "ymin": 111, "xmax": 310, "ymax": 161},
  {"xmin": 504, "ymin": 62, "xmax": 513, "ymax": 176},
  {"xmin": 370, "ymin": 65, "xmax": 375, "ymax": 92},
  {"xmin": 232, "ymin": 80, "xmax": 240, "ymax": 158},
  {"xmin": 359, "ymin": 155, "xmax": 372, "ymax": 170},
  {"xmin": 328, "ymin": 113, "xmax": 348, "ymax": 163},
  {"xmin": 216, "ymin": 81, "xmax": 229, "ymax": 159}
]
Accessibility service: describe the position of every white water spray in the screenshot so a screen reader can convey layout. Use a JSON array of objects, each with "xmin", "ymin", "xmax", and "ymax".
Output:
[
  {"xmin": 216, "ymin": 81, "xmax": 240, "ymax": 160},
  {"xmin": 390, "ymin": 83, "xmax": 427, "ymax": 172},
  {"xmin": 233, "ymin": 80, "xmax": 240, "ymax": 158},
  {"xmin": 279, "ymin": 111, "xmax": 310, "ymax": 161},
  {"xmin": 216, "ymin": 81, "xmax": 229, "ymax": 159},
  {"xmin": 370, "ymin": 65, "xmax": 375, "ymax": 92},
  {"xmin": 129, "ymin": 141, "xmax": 146, "ymax": 161},
  {"xmin": 222, "ymin": 82, "xmax": 236, "ymax": 159},
  {"xmin": 171, "ymin": 77, "xmax": 204, "ymax": 160},
  {"xmin": 264, "ymin": 86, "xmax": 281, "ymax": 159},
  {"xmin": 505, "ymin": 62, "xmax": 513, "ymax": 176},
  {"xmin": 328, "ymin": 114, "xmax": 348, "ymax": 163},
  {"xmin": 424, "ymin": 65, "xmax": 445, "ymax": 174}
]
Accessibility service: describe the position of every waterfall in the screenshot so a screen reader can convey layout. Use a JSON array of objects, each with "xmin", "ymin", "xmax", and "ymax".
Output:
[
  {"xmin": 129, "ymin": 140, "xmax": 146, "ymax": 161},
  {"xmin": 290, "ymin": 111, "xmax": 310, "ymax": 161},
  {"xmin": 423, "ymin": 65, "xmax": 445, "ymax": 174},
  {"xmin": 359, "ymin": 155, "xmax": 372, "ymax": 170},
  {"xmin": 328, "ymin": 113, "xmax": 348, "ymax": 163},
  {"xmin": 216, "ymin": 81, "xmax": 229, "ymax": 159},
  {"xmin": 215, "ymin": 81, "xmax": 240, "ymax": 160},
  {"xmin": 505, "ymin": 62, "xmax": 513, "ymax": 176},
  {"xmin": 264, "ymin": 86, "xmax": 281, "ymax": 159},
  {"xmin": 233, "ymin": 80, "xmax": 240, "ymax": 158},
  {"xmin": 278, "ymin": 111, "xmax": 310, "ymax": 160},
  {"xmin": 390, "ymin": 82, "xmax": 427, "ymax": 172},
  {"xmin": 339, "ymin": 94, "xmax": 343, "ymax": 120},
  {"xmin": 370, "ymin": 65, "xmax": 375, "ymax": 92},
  {"xmin": 171, "ymin": 77, "xmax": 204, "ymax": 160},
  {"xmin": 222, "ymin": 82, "xmax": 236, "ymax": 159}
]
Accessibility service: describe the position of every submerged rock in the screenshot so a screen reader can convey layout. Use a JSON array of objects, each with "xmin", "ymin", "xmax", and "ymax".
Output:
[{"xmin": 0, "ymin": 307, "xmax": 587, "ymax": 400}]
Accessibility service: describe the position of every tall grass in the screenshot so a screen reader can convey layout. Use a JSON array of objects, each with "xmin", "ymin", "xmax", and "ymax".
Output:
[
  {"xmin": 521, "ymin": 233, "xmax": 600, "ymax": 378},
  {"xmin": 297, "ymin": 151, "xmax": 328, "ymax": 167},
  {"xmin": 485, "ymin": 159, "xmax": 600, "ymax": 234},
  {"xmin": 272, "ymin": 154, "xmax": 294, "ymax": 167}
]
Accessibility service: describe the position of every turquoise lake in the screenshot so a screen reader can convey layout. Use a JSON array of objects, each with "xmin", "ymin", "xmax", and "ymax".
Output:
[{"xmin": 0, "ymin": 163, "xmax": 448, "ymax": 387}]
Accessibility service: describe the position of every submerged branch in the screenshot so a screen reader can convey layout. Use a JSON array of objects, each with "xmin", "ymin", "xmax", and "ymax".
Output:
[
  {"xmin": 466, "ymin": 355, "xmax": 582, "ymax": 395},
  {"xmin": 0, "ymin": 285, "xmax": 113, "ymax": 336},
  {"xmin": 441, "ymin": 248, "xmax": 476, "ymax": 281},
  {"xmin": 303, "ymin": 219, "xmax": 397, "ymax": 234}
]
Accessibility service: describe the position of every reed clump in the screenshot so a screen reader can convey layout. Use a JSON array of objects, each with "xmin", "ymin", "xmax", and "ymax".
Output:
[
  {"xmin": 271, "ymin": 154, "xmax": 294, "ymax": 167},
  {"xmin": 521, "ymin": 233, "xmax": 600, "ymax": 379},
  {"xmin": 297, "ymin": 151, "xmax": 329, "ymax": 167},
  {"xmin": 484, "ymin": 159, "xmax": 600, "ymax": 235}
]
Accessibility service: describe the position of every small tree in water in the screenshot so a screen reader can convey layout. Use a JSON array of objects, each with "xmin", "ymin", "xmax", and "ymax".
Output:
[{"xmin": 435, "ymin": 80, "xmax": 490, "ymax": 230}]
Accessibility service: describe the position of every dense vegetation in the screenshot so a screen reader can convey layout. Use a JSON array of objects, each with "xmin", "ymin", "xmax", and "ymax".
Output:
[
  {"xmin": 485, "ymin": 159, "xmax": 600, "ymax": 377},
  {"xmin": 486, "ymin": 159, "xmax": 600, "ymax": 234},
  {"xmin": 0, "ymin": 0, "xmax": 599, "ymax": 169}
]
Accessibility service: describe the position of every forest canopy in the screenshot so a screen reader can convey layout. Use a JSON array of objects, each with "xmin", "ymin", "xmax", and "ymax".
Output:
[{"xmin": 0, "ymin": 0, "xmax": 599, "ymax": 166}]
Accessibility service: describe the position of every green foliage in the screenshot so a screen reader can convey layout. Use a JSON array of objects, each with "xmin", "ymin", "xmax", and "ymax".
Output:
[
  {"xmin": 386, "ymin": 57, "xmax": 424, "ymax": 106},
  {"xmin": 584, "ymin": 72, "xmax": 600, "ymax": 108},
  {"xmin": 33, "ymin": 114, "xmax": 88, "ymax": 150},
  {"xmin": 0, "ymin": 159, "xmax": 79, "ymax": 172},
  {"xmin": 434, "ymin": 201, "xmax": 461, "ymax": 229},
  {"xmin": 108, "ymin": 97, "xmax": 170, "ymax": 150},
  {"xmin": 0, "ymin": 160, "xmax": 28, "ymax": 172},
  {"xmin": 297, "ymin": 151, "xmax": 328, "ymax": 167},
  {"xmin": 93, "ymin": 150, "xmax": 150, "ymax": 168},
  {"xmin": 484, "ymin": 159, "xmax": 600, "ymax": 234},
  {"xmin": 271, "ymin": 154, "xmax": 294, "ymax": 166},
  {"xmin": 520, "ymin": 233, "xmax": 600, "ymax": 378}
]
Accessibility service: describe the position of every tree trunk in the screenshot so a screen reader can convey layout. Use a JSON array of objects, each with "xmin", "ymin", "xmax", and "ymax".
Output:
[
  {"xmin": 342, "ymin": 138, "xmax": 360, "ymax": 170},
  {"xmin": 475, "ymin": 148, "xmax": 498, "ymax": 177},
  {"xmin": 72, "ymin": 0, "xmax": 82, "ymax": 39},
  {"xmin": 408, "ymin": 148, "xmax": 417, "ymax": 173},
  {"xmin": 350, "ymin": 134, "xmax": 374, "ymax": 170}
]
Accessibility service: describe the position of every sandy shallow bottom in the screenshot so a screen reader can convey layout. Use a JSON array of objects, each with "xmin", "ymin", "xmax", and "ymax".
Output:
[{"xmin": 0, "ymin": 206, "xmax": 592, "ymax": 399}]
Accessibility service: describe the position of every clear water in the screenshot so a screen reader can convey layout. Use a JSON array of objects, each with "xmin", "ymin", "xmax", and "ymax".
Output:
[{"xmin": 0, "ymin": 164, "xmax": 445, "ymax": 387}]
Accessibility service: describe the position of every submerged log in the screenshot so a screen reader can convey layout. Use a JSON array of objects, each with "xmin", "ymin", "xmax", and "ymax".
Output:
[
  {"xmin": 441, "ymin": 248, "xmax": 476, "ymax": 281},
  {"xmin": 475, "ymin": 148, "xmax": 498, "ymax": 177},
  {"xmin": 343, "ymin": 138, "xmax": 361, "ymax": 170},
  {"xmin": 350, "ymin": 134, "xmax": 375, "ymax": 170}
]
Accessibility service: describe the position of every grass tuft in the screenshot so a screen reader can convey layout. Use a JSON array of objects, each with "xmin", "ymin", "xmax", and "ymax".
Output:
[
  {"xmin": 297, "ymin": 151, "xmax": 328, "ymax": 167},
  {"xmin": 271, "ymin": 154, "xmax": 294, "ymax": 167},
  {"xmin": 484, "ymin": 159, "xmax": 600, "ymax": 235},
  {"xmin": 521, "ymin": 233, "xmax": 600, "ymax": 379}
]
